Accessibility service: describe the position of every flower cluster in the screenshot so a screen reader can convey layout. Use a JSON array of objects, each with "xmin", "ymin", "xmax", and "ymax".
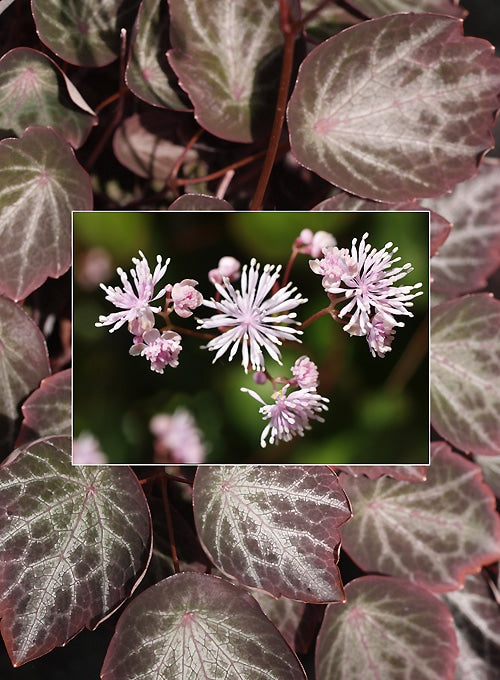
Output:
[
  {"xmin": 95, "ymin": 251, "xmax": 202, "ymax": 374},
  {"xmin": 242, "ymin": 356, "xmax": 329, "ymax": 447},
  {"xmin": 310, "ymin": 232, "xmax": 423, "ymax": 357},
  {"xmin": 93, "ymin": 228, "xmax": 423, "ymax": 455}
]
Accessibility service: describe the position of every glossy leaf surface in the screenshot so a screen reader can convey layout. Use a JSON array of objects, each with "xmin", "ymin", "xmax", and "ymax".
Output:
[
  {"xmin": 31, "ymin": 0, "xmax": 140, "ymax": 67},
  {"xmin": 168, "ymin": 0, "xmax": 299, "ymax": 142},
  {"xmin": 0, "ymin": 48, "xmax": 96, "ymax": 147},
  {"xmin": 0, "ymin": 126, "xmax": 93, "ymax": 300},
  {"xmin": 431, "ymin": 294, "xmax": 500, "ymax": 455},
  {"xmin": 126, "ymin": 0, "xmax": 188, "ymax": 109},
  {"xmin": 0, "ymin": 297, "xmax": 50, "ymax": 457},
  {"xmin": 288, "ymin": 14, "xmax": 500, "ymax": 202},
  {"xmin": 0, "ymin": 437, "xmax": 151, "ymax": 666},
  {"xmin": 346, "ymin": 0, "xmax": 465, "ymax": 18},
  {"xmin": 17, "ymin": 368, "xmax": 71, "ymax": 444},
  {"xmin": 427, "ymin": 158, "xmax": 500, "ymax": 298},
  {"xmin": 193, "ymin": 466, "xmax": 351, "ymax": 602},
  {"xmin": 101, "ymin": 572, "xmax": 307, "ymax": 680},
  {"xmin": 443, "ymin": 573, "xmax": 500, "ymax": 680},
  {"xmin": 340, "ymin": 443, "xmax": 500, "ymax": 592},
  {"xmin": 316, "ymin": 575, "xmax": 458, "ymax": 680}
]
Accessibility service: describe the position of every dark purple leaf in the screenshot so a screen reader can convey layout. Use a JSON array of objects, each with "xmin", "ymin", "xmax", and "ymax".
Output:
[
  {"xmin": 168, "ymin": 194, "xmax": 234, "ymax": 210},
  {"xmin": 17, "ymin": 368, "xmax": 71, "ymax": 445},
  {"xmin": 193, "ymin": 466, "xmax": 351, "ymax": 603},
  {"xmin": 0, "ymin": 297, "xmax": 50, "ymax": 457},
  {"xmin": 0, "ymin": 437, "xmax": 151, "ymax": 666},
  {"xmin": 335, "ymin": 465, "xmax": 428, "ymax": 481},
  {"xmin": 0, "ymin": 48, "xmax": 97, "ymax": 147},
  {"xmin": 427, "ymin": 158, "xmax": 500, "ymax": 298},
  {"xmin": 340, "ymin": 443, "xmax": 500, "ymax": 592},
  {"xmin": 312, "ymin": 194, "xmax": 452, "ymax": 256},
  {"xmin": 126, "ymin": 0, "xmax": 189, "ymax": 109},
  {"xmin": 0, "ymin": 126, "xmax": 93, "ymax": 301},
  {"xmin": 316, "ymin": 575, "xmax": 458, "ymax": 680},
  {"xmin": 443, "ymin": 572, "xmax": 500, "ymax": 680},
  {"xmin": 288, "ymin": 14, "xmax": 500, "ymax": 202},
  {"xmin": 101, "ymin": 572, "xmax": 307, "ymax": 679},
  {"xmin": 112, "ymin": 112, "xmax": 198, "ymax": 179},
  {"xmin": 431, "ymin": 294, "xmax": 500, "ymax": 456},
  {"xmin": 167, "ymin": 0, "xmax": 300, "ymax": 142},
  {"xmin": 31, "ymin": 0, "xmax": 140, "ymax": 67}
]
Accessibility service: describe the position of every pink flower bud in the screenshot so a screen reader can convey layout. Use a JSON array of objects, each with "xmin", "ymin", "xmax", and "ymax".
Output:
[
  {"xmin": 209, "ymin": 256, "xmax": 241, "ymax": 284},
  {"xmin": 171, "ymin": 279, "xmax": 203, "ymax": 318}
]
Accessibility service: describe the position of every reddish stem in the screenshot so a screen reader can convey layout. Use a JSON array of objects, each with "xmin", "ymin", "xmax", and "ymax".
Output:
[
  {"xmin": 160, "ymin": 476, "xmax": 180, "ymax": 574},
  {"xmin": 249, "ymin": 2, "xmax": 298, "ymax": 210}
]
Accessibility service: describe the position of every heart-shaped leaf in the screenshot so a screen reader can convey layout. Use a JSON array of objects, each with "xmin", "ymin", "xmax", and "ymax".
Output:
[
  {"xmin": 427, "ymin": 158, "xmax": 500, "ymax": 298},
  {"xmin": 126, "ymin": 0, "xmax": 189, "ymax": 109},
  {"xmin": 344, "ymin": 0, "xmax": 465, "ymax": 19},
  {"xmin": 339, "ymin": 443, "xmax": 500, "ymax": 592},
  {"xmin": 431, "ymin": 294, "xmax": 500, "ymax": 455},
  {"xmin": 101, "ymin": 572, "xmax": 307, "ymax": 679},
  {"xmin": 168, "ymin": 194, "xmax": 234, "ymax": 210},
  {"xmin": 17, "ymin": 368, "xmax": 71, "ymax": 445},
  {"xmin": 0, "ymin": 48, "xmax": 97, "ymax": 147},
  {"xmin": 0, "ymin": 126, "xmax": 93, "ymax": 301},
  {"xmin": 193, "ymin": 466, "xmax": 351, "ymax": 602},
  {"xmin": 0, "ymin": 297, "xmax": 50, "ymax": 457},
  {"xmin": 0, "ymin": 437, "xmax": 151, "ymax": 667},
  {"xmin": 316, "ymin": 575, "xmax": 458, "ymax": 680},
  {"xmin": 442, "ymin": 572, "xmax": 500, "ymax": 680},
  {"xmin": 288, "ymin": 14, "xmax": 500, "ymax": 202},
  {"xmin": 167, "ymin": 0, "xmax": 300, "ymax": 142},
  {"xmin": 31, "ymin": 0, "xmax": 140, "ymax": 67}
]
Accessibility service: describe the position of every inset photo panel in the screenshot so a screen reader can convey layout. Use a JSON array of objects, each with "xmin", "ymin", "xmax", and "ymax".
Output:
[{"xmin": 73, "ymin": 211, "xmax": 429, "ymax": 465}]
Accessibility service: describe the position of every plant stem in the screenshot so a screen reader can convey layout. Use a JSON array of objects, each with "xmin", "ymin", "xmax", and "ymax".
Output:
[
  {"xmin": 160, "ymin": 476, "xmax": 180, "ymax": 574},
  {"xmin": 249, "ymin": 2, "xmax": 298, "ymax": 210},
  {"xmin": 85, "ymin": 30, "xmax": 128, "ymax": 171},
  {"xmin": 301, "ymin": 305, "xmax": 334, "ymax": 329}
]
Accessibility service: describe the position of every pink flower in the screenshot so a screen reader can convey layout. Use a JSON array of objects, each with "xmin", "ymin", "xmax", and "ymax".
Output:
[
  {"xmin": 129, "ymin": 328, "xmax": 182, "ymax": 373},
  {"xmin": 208, "ymin": 256, "xmax": 241, "ymax": 284},
  {"xmin": 366, "ymin": 313, "xmax": 398, "ymax": 358},
  {"xmin": 150, "ymin": 409, "xmax": 206, "ymax": 464},
  {"xmin": 198, "ymin": 258, "xmax": 307, "ymax": 373},
  {"xmin": 241, "ymin": 384, "xmax": 329, "ymax": 447},
  {"xmin": 96, "ymin": 251, "xmax": 170, "ymax": 334},
  {"xmin": 171, "ymin": 279, "xmax": 203, "ymax": 318},
  {"xmin": 291, "ymin": 355, "xmax": 319, "ymax": 389},
  {"xmin": 310, "ymin": 232, "xmax": 423, "ymax": 354},
  {"xmin": 73, "ymin": 432, "xmax": 107, "ymax": 465},
  {"xmin": 295, "ymin": 229, "xmax": 336, "ymax": 258}
]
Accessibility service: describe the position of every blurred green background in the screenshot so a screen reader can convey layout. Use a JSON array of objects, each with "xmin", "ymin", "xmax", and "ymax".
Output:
[{"xmin": 73, "ymin": 210, "xmax": 429, "ymax": 465}]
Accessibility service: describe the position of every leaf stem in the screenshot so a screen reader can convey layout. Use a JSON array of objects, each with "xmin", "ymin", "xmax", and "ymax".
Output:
[
  {"xmin": 85, "ymin": 29, "xmax": 128, "ymax": 171},
  {"xmin": 249, "ymin": 2, "xmax": 298, "ymax": 210},
  {"xmin": 160, "ymin": 476, "xmax": 180, "ymax": 574}
]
